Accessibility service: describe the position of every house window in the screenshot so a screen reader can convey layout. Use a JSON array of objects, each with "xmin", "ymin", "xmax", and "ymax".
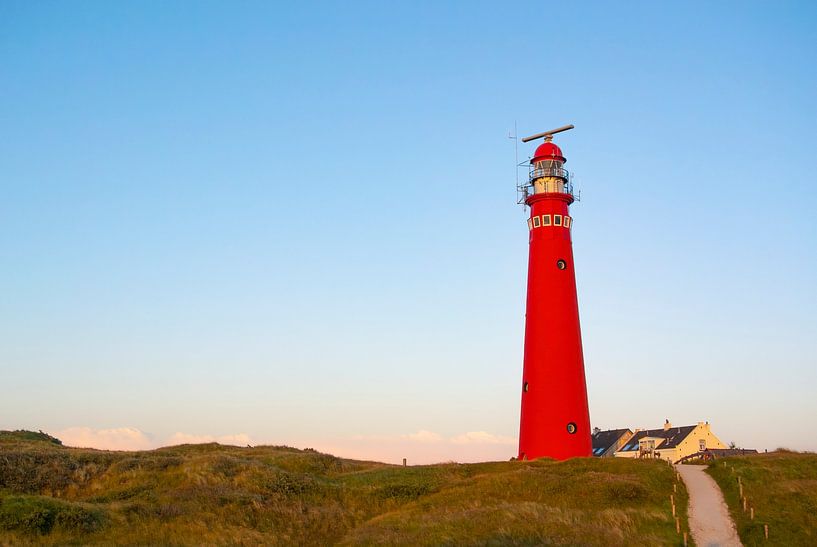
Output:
[
  {"xmin": 532, "ymin": 216, "xmax": 541, "ymax": 228},
  {"xmin": 699, "ymin": 439, "xmax": 706, "ymax": 451},
  {"xmin": 553, "ymin": 215, "xmax": 562, "ymax": 226},
  {"xmin": 542, "ymin": 215, "xmax": 551, "ymax": 226}
]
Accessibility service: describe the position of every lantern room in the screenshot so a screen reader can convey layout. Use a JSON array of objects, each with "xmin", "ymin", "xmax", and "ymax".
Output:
[
  {"xmin": 529, "ymin": 137, "xmax": 571, "ymax": 196},
  {"xmin": 517, "ymin": 131, "xmax": 578, "ymax": 204}
]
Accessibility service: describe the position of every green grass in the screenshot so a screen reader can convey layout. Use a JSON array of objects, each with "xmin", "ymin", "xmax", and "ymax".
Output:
[
  {"xmin": 707, "ymin": 451, "xmax": 817, "ymax": 546},
  {"xmin": 1, "ymin": 430, "xmax": 691, "ymax": 545}
]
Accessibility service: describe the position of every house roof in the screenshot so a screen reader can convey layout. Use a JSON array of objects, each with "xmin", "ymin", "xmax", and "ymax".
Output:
[
  {"xmin": 591, "ymin": 428, "xmax": 632, "ymax": 455},
  {"xmin": 617, "ymin": 425, "xmax": 697, "ymax": 452}
]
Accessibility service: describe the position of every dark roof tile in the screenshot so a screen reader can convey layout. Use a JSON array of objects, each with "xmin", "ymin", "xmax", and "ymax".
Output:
[
  {"xmin": 591, "ymin": 428, "xmax": 632, "ymax": 452},
  {"xmin": 616, "ymin": 425, "xmax": 699, "ymax": 452}
]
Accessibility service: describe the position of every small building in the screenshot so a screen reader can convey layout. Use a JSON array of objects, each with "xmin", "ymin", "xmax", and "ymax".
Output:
[
  {"xmin": 614, "ymin": 420, "xmax": 727, "ymax": 464},
  {"xmin": 591, "ymin": 428, "xmax": 633, "ymax": 457}
]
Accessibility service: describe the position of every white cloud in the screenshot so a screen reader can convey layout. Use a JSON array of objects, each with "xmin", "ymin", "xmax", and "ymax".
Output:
[
  {"xmin": 450, "ymin": 431, "xmax": 516, "ymax": 445},
  {"xmin": 56, "ymin": 427, "xmax": 154, "ymax": 451},
  {"xmin": 52, "ymin": 426, "xmax": 516, "ymax": 464},
  {"xmin": 325, "ymin": 429, "xmax": 518, "ymax": 464},
  {"xmin": 401, "ymin": 430, "xmax": 444, "ymax": 443},
  {"xmin": 55, "ymin": 427, "xmax": 255, "ymax": 451}
]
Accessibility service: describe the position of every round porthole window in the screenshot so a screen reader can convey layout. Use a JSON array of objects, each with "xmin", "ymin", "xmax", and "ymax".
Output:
[
  {"xmin": 523, "ymin": 382, "xmax": 529, "ymax": 392},
  {"xmin": 566, "ymin": 422, "xmax": 577, "ymax": 434},
  {"xmin": 556, "ymin": 259, "xmax": 567, "ymax": 270}
]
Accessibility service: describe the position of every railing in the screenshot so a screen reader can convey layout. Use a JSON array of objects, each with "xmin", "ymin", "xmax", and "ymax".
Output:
[
  {"xmin": 515, "ymin": 160, "xmax": 580, "ymax": 205},
  {"xmin": 516, "ymin": 179, "xmax": 579, "ymax": 204},
  {"xmin": 529, "ymin": 164, "xmax": 569, "ymax": 181}
]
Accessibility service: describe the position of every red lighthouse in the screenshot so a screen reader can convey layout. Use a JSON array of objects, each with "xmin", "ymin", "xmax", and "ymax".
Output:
[{"xmin": 517, "ymin": 125, "xmax": 591, "ymax": 460}]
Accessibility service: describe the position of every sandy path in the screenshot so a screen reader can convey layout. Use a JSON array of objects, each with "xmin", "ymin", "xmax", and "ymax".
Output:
[{"xmin": 676, "ymin": 464, "xmax": 742, "ymax": 547}]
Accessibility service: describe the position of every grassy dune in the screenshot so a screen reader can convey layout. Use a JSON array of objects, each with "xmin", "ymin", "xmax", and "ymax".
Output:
[
  {"xmin": 707, "ymin": 451, "xmax": 817, "ymax": 546},
  {"xmin": 1, "ymin": 430, "xmax": 689, "ymax": 545}
]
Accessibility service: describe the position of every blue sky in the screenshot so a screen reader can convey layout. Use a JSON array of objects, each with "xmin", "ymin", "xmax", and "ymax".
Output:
[{"xmin": 2, "ymin": 1, "xmax": 816, "ymax": 462}]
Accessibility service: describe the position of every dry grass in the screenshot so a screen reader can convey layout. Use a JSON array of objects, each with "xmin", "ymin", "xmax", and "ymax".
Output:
[
  {"xmin": 1, "ymin": 430, "xmax": 689, "ymax": 545},
  {"xmin": 707, "ymin": 451, "xmax": 817, "ymax": 546}
]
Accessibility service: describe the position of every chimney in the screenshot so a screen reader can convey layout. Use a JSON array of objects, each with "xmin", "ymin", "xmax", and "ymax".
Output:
[{"xmin": 664, "ymin": 419, "xmax": 671, "ymax": 431}]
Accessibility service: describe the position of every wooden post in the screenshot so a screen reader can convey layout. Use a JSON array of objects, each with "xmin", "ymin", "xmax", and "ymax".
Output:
[
  {"xmin": 739, "ymin": 484, "xmax": 743, "ymax": 497},
  {"xmin": 683, "ymin": 532, "xmax": 688, "ymax": 546},
  {"xmin": 671, "ymin": 494, "xmax": 674, "ymax": 505},
  {"xmin": 743, "ymin": 497, "xmax": 748, "ymax": 512},
  {"xmin": 676, "ymin": 517, "xmax": 680, "ymax": 534},
  {"xmin": 672, "ymin": 503, "xmax": 676, "ymax": 517},
  {"xmin": 751, "ymin": 507, "xmax": 754, "ymax": 520},
  {"xmin": 764, "ymin": 524, "xmax": 769, "ymax": 539},
  {"xmin": 402, "ymin": 458, "xmax": 407, "ymax": 467},
  {"xmin": 674, "ymin": 483, "xmax": 677, "ymax": 493}
]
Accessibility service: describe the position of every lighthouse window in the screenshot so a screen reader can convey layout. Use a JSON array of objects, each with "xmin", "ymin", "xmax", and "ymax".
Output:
[
  {"xmin": 564, "ymin": 216, "xmax": 571, "ymax": 228},
  {"xmin": 553, "ymin": 215, "xmax": 563, "ymax": 226},
  {"xmin": 532, "ymin": 216, "xmax": 541, "ymax": 228},
  {"xmin": 527, "ymin": 219, "xmax": 533, "ymax": 231},
  {"xmin": 566, "ymin": 422, "xmax": 578, "ymax": 434},
  {"xmin": 556, "ymin": 259, "xmax": 567, "ymax": 270},
  {"xmin": 523, "ymin": 382, "xmax": 529, "ymax": 392},
  {"xmin": 541, "ymin": 215, "xmax": 551, "ymax": 226}
]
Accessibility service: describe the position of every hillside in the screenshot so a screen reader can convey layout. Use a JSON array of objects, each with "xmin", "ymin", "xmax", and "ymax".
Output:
[
  {"xmin": 707, "ymin": 451, "xmax": 817, "ymax": 546},
  {"xmin": 0, "ymin": 430, "xmax": 690, "ymax": 545}
]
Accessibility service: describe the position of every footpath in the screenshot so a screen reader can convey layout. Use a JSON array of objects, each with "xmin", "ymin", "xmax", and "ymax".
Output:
[{"xmin": 676, "ymin": 464, "xmax": 742, "ymax": 547}]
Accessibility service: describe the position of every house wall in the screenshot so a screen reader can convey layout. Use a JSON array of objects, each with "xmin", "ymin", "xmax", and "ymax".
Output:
[
  {"xmin": 614, "ymin": 422, "xmax": 727, "ymax": 464},
  {"xmin": 673, "ymin": 423, "xmax": 726, "ymax": 462}
]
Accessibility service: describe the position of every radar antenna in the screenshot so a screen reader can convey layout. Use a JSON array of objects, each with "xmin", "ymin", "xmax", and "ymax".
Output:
[{"xmin": 521, "ymin": 124, "xmax": 574, "ymax": 143}]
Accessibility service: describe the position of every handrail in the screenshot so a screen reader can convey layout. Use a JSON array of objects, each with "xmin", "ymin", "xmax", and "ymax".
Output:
[{"xmin": 529, "ymin": 165, "xmax": 569, "ymax": 180}]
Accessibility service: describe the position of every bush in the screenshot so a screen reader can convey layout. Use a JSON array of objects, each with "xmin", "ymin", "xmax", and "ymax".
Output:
[
  {"xmin": 0, "ymin": 495, "xmax": 105, "ymax": 535},
  {"xmin": 606, "ymin": 481, "xmax": 647, "ymax": 502},
  {"xmin": 376, "ymin": 483, "xmax": 433, "ymax": 500}
]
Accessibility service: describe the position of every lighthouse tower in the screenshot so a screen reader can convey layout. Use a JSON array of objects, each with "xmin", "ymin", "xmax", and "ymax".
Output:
[{"xmin": 517, "ymin": 125, "xmax": 591, "ymax": 460}]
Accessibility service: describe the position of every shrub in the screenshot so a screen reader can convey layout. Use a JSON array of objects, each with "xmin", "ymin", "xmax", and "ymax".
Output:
[{"xmin": 0, "ymin": 495, "xmax": 104, "ymax": 535}]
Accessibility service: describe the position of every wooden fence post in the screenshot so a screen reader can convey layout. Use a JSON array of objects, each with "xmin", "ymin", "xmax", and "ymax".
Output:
[
  {"xmin": 675, "ymin": 517, "xmax": 680, "ymax": 534},
  {"xmin": 764, "ymin": 524, "xmax": 769, "ymax": 539}
]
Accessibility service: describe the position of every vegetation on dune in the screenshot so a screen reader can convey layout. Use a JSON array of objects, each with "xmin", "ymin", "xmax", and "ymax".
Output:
[
  {"xmin": 707, "ymin": 451, "xmax": 817, "ymax": 546},
  {"xmin": 1, "ymin": 430, "xmax": 690, "ymax": 545}
]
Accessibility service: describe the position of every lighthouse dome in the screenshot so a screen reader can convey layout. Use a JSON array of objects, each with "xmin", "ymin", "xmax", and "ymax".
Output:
[{"xmin": 531, "ymin": 141, "xmax": 566, "ymax": 164}]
